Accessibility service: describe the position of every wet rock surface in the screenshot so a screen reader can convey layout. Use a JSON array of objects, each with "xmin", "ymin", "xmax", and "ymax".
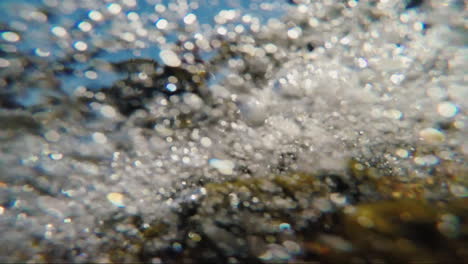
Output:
[{"xmin": 0, "ymin": 0, "xmax": 467, "ymax": 263}]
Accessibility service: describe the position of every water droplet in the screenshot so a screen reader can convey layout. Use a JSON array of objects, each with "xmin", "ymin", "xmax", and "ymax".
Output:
[
  {"xmin": 395, "ymin": 148, "xmax": 409, "ymax": 158},
  {"xmin": 100, "ymin": 105, "xmax": 117, "ymax": 118},
  {"xmin": 49, "ymin": 153, "xmax": 63, "ymax": 160},
  {"xmin": 92, "ymin": 132, "xmax": 108, "ymax": 144},
  {"xmin": 183, "ymin": 13, "xmax": 197, "ymax": 25},
  {"xmin": 77, "ymin": 21, "xmax": 92, "ymax": 32},
  {"xmin": 209, "ymin": 159, "xmax": 235, "ymax": 175},
  {"xmin": 200, "ymin": 137, "xmax": 212, "ymax": 147},
  {"xmin": 51, "ymin": 26, "xmax": 68, "ymax": 37},
  {"xmin": 287, "ymin": 27, "xmax": 302, "ymax": 39},
  {"xmin": 165, "ymin": 83, "xmax": 177, "ymax": 92},
  {"xmin": 155, "ymin": 18, "xmax": 168, "ymax": 30},
  {"xmin": 107, "ymin": 192, "xmax": 125, "ymax": 207},
  {"xmin": 73, "ymin": 41, "xmax": 88, "ymax": 51},
  {"xmin": 159, "ymin": 49, "xmax": 181, "ymax": 67},
  {"xmin": 413, "ymin": 155, "xmax": 439, "ymax": 166},
  {"xmin": 107, "ymin": 3, "xmax": 122, "ymax": 15},
  {"xmin": 437, "ymin": 102, "xmax": 458, "ymax": 118},
  {"xmin": 390, "ymin": 73, "xmax": 405, "ymax": 85},
  {"xmin": 88, "ymin": 10, "xmax": 103, "ymax": 21},
  {"xmin": 419, "ymin": 128, "xmax": 445, "ymax": 143},
  {"xmin": 34, "ymin": 48, "xmax": 50, "ymax": 57},
  {"xmin": 1, "ymin": 31, "xmax": 20, "ymax": 42},
  {"xmin": 357, "ymin": 57, "xmax": 368, "ymax": 68},
  {"xmin": 85, "ymin": 70, "xmax": 98, "ymax": 79}
]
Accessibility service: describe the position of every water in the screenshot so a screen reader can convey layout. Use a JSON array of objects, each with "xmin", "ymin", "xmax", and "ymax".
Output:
[{"xmin": 0, "ymin": 0, "xmax": 466, "ymax": 263}]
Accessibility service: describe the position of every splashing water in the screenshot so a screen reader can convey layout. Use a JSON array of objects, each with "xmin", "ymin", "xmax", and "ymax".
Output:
[{"xmin": 0, "ymin": 0, "xmax": 466, "ymax": 263}]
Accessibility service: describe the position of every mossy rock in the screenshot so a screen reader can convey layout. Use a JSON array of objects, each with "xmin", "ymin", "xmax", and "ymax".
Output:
[
  {"xmin": 93, "ymin": 159, "xmax": 467, "ymax": 263},
  {"xmin": 332, "ymin": 198, "xmax": 468, "ymax": 263},
  {"xmin": 155, "ymin": 166, "xmax": 468, "ymax": 264}
]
